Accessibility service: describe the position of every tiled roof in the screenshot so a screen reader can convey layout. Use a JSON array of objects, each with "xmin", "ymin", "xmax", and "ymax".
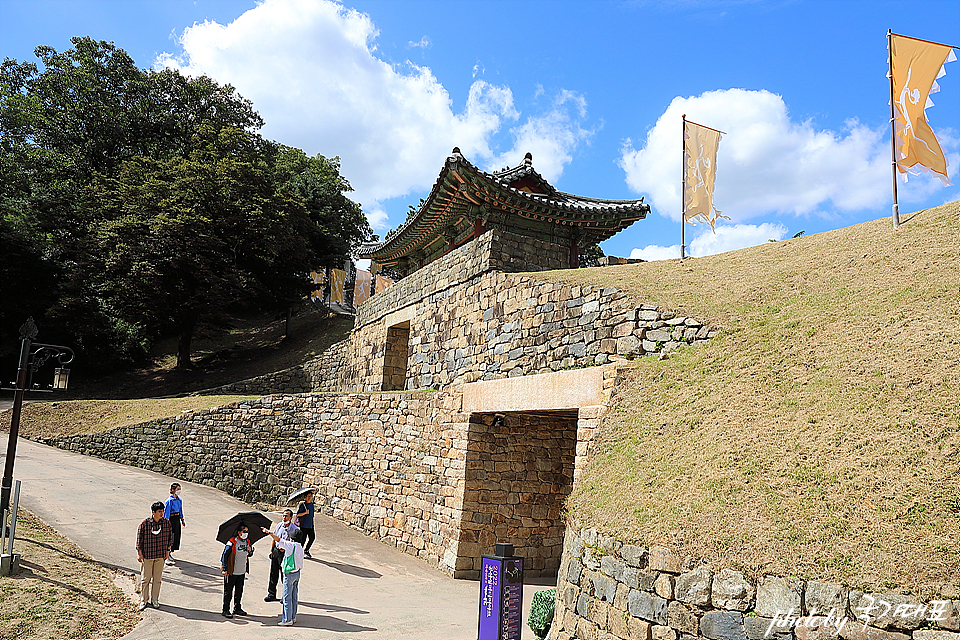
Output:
[{"xmin": 359, "ymin": 148, "xmax": 648, "ymax": 263}]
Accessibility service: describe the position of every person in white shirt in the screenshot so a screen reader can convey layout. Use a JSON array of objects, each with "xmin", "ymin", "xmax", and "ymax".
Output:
[
  {"xmin": 262, "ymin": 526, "xmax": 305, "ymax": 626},
  {"xmin": 264, "ymin": 509, "xmax": 299, "ymax": 602}
]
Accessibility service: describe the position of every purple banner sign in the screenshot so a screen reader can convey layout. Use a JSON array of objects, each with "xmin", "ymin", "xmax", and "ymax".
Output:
[
  {"xmin": 500, "ymin": 558, "xmax": 523, "ymax": 640},
  {"xmin": 478, "ymin": 557, "xmax": 502, "ymax": 640}
]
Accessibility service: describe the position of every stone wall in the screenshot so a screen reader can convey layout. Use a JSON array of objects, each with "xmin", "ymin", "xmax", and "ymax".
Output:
[
  {"xmin": 196, "ymin": 338, "xmax": 351, "ymax": 397},
  {"xmin": 32, "ymin": 374, "xmax": 615, "ymax": 579},
  {"xmin": 553, "ymin": 523, "xmax": 960, "ymax": 640},
  {"xmin": 342, "ymin": 268, "xmax": 716, "ymax": 393},
  {"xmin": 357, "ymin": 228, "xmax": 567, "ymax": 329}
]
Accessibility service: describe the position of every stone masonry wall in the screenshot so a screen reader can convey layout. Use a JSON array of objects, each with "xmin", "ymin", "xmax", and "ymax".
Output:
[
  {"xmin": 553, "ymin": 523, "xmax": 960, "ymax": 640},
  {"xmin": 35, "ymin": 391, "xmax": 471, "ymax": 575},
  {"xmin": 343, "ymin": 269, "xmax": 716, "ymax": 393},
  {"xmin": 196, "ymin": 337, "xmax": 351, "ymax": 397}
]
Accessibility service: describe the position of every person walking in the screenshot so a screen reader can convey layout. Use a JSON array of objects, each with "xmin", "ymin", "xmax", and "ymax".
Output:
[
  {"xmin": 163, "ymin": 483, "xmax": 186, "ymax": 565},
  {"xmin": 294, "ymin": 491, "xmax": 316, "ymax": 559},
  {"xmin": 262, "ymin": 526, "xmax": 305, "ymax": 626},
  {"xmin": 264, "ymin": 509, "xmax": 299, "ymax": 602},
  {"xmin": 136, "ymin": 501, "xmax": 172, "ymax": 611},
  {"xmin": 220, "ymin": 523, "xmax": 254, "ymax": 618}
]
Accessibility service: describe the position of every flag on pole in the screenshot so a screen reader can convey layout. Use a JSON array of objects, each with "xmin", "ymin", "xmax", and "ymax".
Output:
[
  {"xmin": 683, "ymin": 120, "xmax": 729, "ymax": 231},
  {"xmin": 890, "ymin": 33, "xmax": 956, "ymax": 185}
]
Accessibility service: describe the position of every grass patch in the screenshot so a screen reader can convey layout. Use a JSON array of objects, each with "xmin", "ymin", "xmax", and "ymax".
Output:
[
  {"xmin": 1, "ymin": 396, "xmax": 259, "ymax": 439},
  {"xmin": 0, "ymin": 510, "xmax": 139, "ymax": 639},
  {"xmin": 555, "ymin": 201, "xmax": 960, "ymax": 595}
]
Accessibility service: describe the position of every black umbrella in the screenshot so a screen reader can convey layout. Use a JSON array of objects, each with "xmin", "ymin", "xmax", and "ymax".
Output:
[
  {"xmin": 286, "ymin": 487, "xmax": 317, "ymax": 505},
  {"xmin": 216, "ymin": 512, "xmax": 273, "ymax": 545}
]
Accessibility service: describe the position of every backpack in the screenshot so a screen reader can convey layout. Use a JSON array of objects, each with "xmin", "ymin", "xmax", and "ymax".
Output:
[{"xmin": 282, "ymin": 545, "xmax": 298, "ymax": 574}]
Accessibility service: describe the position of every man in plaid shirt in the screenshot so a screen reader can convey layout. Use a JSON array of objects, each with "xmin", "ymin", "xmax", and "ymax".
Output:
[{"xmin": 136, "ymin": 501, "xmax": 172, "ymax": 611}]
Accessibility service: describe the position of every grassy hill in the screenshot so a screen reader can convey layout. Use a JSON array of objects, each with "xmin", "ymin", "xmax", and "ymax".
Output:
[
  {"xmin": 554, "ymin": 200, "xmax": 960, "ymax": 596},
  {"xmin": 4, "ymin": 202, "xmax": 957, "ymax": 595}
]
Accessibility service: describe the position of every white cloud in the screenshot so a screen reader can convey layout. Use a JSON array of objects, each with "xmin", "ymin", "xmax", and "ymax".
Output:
[
  {"xmin": 629, "ymin": 221, "xmax": 788, "ymax": 261},
  {"xmin": 619, "ymin": 88, "xmax": 956, "ymax": 224},
  {"xmin": 156, "ymin": 0, "xmax": 592, "ymax": 231},
  {"xmin": 487, "ymin": 90, "xmax": 595, "ymax": 183},
  {"xmin": 408, "ymin": 36, "xmax": 431, "ymax": 49}
]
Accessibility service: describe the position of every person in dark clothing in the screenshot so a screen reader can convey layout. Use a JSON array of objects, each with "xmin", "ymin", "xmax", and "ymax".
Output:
[
  {"xmin": 264, "ymin": 509, "xmax": 298, "ymax": 602},
  {"xmin": 220, "ymin": 523, "xmax": 255, "ymax": 618},
  {"xmin": 294, "ymin": 492, "xmax": 316, "ymax": 559}
]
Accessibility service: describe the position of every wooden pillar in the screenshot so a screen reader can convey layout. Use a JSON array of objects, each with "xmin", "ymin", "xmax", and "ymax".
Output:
[{"xmin": 569, "ymin": 236, "xmax": 579, "ymax": 269}]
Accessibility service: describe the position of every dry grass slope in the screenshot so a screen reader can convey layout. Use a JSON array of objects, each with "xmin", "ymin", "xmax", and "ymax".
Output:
[
  {"xmin": 0, "ymin": 510, "xmax": 139, "ymax": 640},
  {"xmin": 1, "ymin": 396, "xmax": 258, "ymax": 439},
  {"xmin": 555, "ymin": 201, "xmax": 960, "ymax": 596}
]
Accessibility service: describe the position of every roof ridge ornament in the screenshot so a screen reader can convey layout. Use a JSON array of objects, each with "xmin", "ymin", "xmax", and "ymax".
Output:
[{"xmin": 523, "ymin": 152, "xmax": 533, "ymax": 166}]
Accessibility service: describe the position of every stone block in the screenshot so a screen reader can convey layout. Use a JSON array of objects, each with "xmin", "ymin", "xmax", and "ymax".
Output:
[
  {"xmin": 675, "ymin": 567, "xmax": 712, "ymax": 606},
  {"xmin": 700, "ymin": 610, "xmax": 747, "ymax": 640},
  {"xmin": 839, "ymin": 624, "xmax": 910, "ymax": 640},
  {"xmin": 744, "ymin": 617, "xmax": 794, "ymax": 640},
  {"xmin": 629, "ymin": 589, "xmax": 668, "ymax": 625},
  {"xmin": 650, "ymin": 625, "xmax": 676, "ymax": 640},
  {"xmin": 648, "ymin": 546, "xmax": 681, "ymax": 574},
  {"xmin": 756, "ymin": 576, "xmax": 805, "ymax": 618},
  {"xmin": 637, "ymin": 570, "xmax": 659, "ymax": 591},
  {"xmin": 608, "ymin": 605, "xmax": 632, "ymax": 639},
  {"xmin": 620, "ymin": 544, "xmax": 647, "ymax": 568},
  {"xmin": 654, "ymin": 573, "xmax": 674, "ymax": 599},
  {"xmin": 577, "ymin": 593, "xmax": 592, "ymax": 617},
  {"xmin": 805, "ymin": 581, "xmax": 849, "ymax": 616},
  {"xmin": 913, "ymin": 632, "xmax": 960, "ymax": 640},
  {"xmin": 591, "ymin": 600, "xmax": 610, "ymax": 627},
  {"xmin": 601, "ymin": 555, "xmax": 627, "ymax": 582},
  {"xmin": 667, "ymin": 601, "xmax": 700, "ymax": 636},
  {"xmin": 645, "ymin": 329, "xmax": 672, "ymax": 343},
  {"xmin": 593, "ymin": 573, "xmax": 618, "ymax": 603},
  {"xmin": 795, "ymin": 617, "xmax": 841, "ymax": 640},
  {"xmin": 712, "ymin": 568, "xmax": 755, "ymax": 611},
  {"xmin": 616, "ymin": 336, "xmax": 640, "ymax": 356},
  {"xmin": 851, "ymin": 593, "xmax": 926, "ymax": 630}
]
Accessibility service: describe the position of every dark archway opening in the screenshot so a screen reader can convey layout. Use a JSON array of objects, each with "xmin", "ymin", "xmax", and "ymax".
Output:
[
  {"xmin": 457, "ymin": 410, "xmax": 578, "ymax": 579},
  {"xmin": 382, "ymin": 320, "xmax": 410, "ymax": 391}
]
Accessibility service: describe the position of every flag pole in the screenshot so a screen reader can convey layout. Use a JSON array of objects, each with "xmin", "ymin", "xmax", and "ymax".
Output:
[
  {"xmin": 888, "ymin": 29, "xmax": 901, "ymax": 229},
  {"xmin": 681, "ymin": 114, "xmax": 686, "ymax": 261}
]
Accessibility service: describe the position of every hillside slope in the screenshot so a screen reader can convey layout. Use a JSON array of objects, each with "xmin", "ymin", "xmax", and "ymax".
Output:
[{"xmin": 557, "ymin": 201, "xmax": 959, "ymax": 595}]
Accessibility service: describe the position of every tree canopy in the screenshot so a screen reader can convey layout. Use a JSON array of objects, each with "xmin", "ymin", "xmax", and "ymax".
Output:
[{"xmin": 0, "ymin": 37, "xmax": 371, "ymax": 369}]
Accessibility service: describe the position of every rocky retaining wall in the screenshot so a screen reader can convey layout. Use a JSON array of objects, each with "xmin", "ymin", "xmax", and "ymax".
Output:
[
  {"xmin": 33, "ymin": 386, "xmax": 614, "ymax": 579},
  {"xmin": 344, "ymin": 268, "xmax": 717, "ymax": 393},
  {"xmin": 196, "ymin": 338, "xmax": 351, "ymax": 397},
  {"xmin": 554, "ymin": 523, "xmax": 960, "ymax": 640}
]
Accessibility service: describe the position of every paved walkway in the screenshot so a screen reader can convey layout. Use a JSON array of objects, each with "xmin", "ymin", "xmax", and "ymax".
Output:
[{"xmin": 2, "ymin": 436, "xmax": 553, "ymax": 639}]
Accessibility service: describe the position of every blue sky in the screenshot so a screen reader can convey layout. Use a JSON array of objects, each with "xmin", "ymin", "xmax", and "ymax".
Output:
[{"xmin": 2, "ymin": 0, "xmax": 958, "ymax": 262}]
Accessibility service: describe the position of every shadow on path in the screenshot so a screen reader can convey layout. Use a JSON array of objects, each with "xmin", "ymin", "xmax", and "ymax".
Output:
[
  {"xmin": 297, "ymin": 601, "xmax": 370, "ymax": 615},
  {"xmin": 313, "ymin": 558, "xmax": 382, "ymax": 579}
]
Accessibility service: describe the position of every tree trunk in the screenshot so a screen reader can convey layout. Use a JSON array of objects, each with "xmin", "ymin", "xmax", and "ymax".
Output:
[{"xmin": 176, "ymin": 315, "xmax": 197, "ymax": 369}]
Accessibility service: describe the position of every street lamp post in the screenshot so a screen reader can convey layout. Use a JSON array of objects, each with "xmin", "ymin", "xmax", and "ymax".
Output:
[{"xmin": 1, "ymin": 317, "xmax": 75, "ymax": 517}]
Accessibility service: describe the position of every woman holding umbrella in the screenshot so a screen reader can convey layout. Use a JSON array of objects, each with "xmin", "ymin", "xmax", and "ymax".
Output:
[{"xmin": 216, "ymin": 512, "xmax": 271, "ymax": 618}]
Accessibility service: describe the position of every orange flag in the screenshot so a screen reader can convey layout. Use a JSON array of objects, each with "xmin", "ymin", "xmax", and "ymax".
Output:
[{"xmin": 890, "ymin": 34, "xmax": 956, "ymax": 185}]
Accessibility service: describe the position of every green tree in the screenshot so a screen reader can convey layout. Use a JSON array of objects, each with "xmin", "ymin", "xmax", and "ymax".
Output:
[{"xmin": 1, "ymin": 37, "xmax": 371, "ymax": 369}]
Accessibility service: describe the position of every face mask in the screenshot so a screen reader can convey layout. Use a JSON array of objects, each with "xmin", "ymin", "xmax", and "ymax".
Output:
[
  {"xmin": 175, "ymin": 491, "xmax": 180, "ymax": 497},
  {"xmin": 240, "ymin": 533, "xmax": 248, "ymax": 539}
]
